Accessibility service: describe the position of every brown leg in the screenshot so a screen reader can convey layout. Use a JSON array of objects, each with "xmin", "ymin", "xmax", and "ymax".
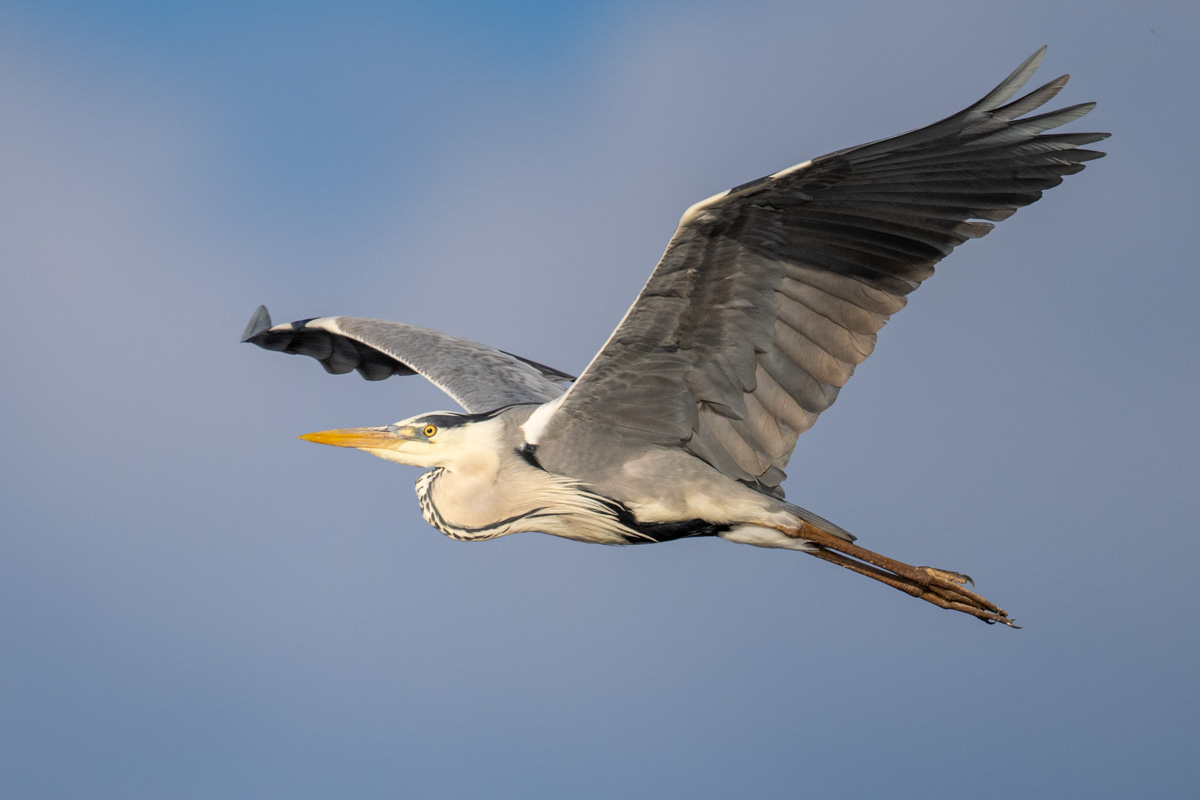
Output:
[{"xmin": 779, "ymin": 521, "xmax": 1018, "ymax": 627}]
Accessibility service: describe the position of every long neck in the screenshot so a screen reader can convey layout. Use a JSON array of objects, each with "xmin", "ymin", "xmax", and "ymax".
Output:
[
  {"xmin": 416, "ymin": 454, "xmax": 549, "ymax": 541},
  {"xmin": 411, "ymin": 409, "xmax": 644, "ymax": 545},
  {"xmin": 414, "ymin": 415, "xmax": 537, "ymax": 537},
  {"xmin": 430, "ymin": 458, "xmax": 504, "ymax": 523},
  {"xmin": 416, "ymin": 452, "xmax": 646, "ymax": 545}
]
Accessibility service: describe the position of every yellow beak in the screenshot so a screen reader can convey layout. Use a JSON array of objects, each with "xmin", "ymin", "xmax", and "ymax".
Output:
[{"xmin": 298, "ymin": 427, "xmax": 403, "ymax": 449}]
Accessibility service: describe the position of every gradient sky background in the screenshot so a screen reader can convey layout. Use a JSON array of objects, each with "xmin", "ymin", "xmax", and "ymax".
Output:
[{"xmin": 2, "ymin": 1, "xmax": 1197, "ymax": 798}]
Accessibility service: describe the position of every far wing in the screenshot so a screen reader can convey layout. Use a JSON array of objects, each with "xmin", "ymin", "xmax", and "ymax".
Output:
[
  {"xmin": 536, "ymin": 48, "xmax": 1107, "ymax": 496},
  {"xmin": 242, "ymin": 306, "xmax": 572, "ymax": 413}
]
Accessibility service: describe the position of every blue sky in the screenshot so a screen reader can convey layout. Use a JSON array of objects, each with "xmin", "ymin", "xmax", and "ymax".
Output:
[{"xmin": 2, "ymin": 1, "xmax": 1198, "ymax": 798}]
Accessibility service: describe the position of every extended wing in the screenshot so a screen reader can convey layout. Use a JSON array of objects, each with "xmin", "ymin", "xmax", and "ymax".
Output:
[
  {"xmin": 242, "ymin": 306, "xmax": 572, "ymax": 413},
  {"xmin": 535, "ymin": 48, "xmax": 1107, "ymax": 497}
]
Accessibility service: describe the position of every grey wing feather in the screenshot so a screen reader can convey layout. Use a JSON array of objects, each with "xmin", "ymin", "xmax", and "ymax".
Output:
[
  {"xmin": 538, "ymin": 48, "xmax": 1107, "ymax": 497},
  {"xmin": 242, "ymin": 306, "xmax": 572, "ymax": 413}
]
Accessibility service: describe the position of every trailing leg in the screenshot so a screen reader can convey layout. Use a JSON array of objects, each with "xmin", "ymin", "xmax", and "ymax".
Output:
[{"xmin": 778, "ymin": 521, "xmax": 1017, "ymax": 627}]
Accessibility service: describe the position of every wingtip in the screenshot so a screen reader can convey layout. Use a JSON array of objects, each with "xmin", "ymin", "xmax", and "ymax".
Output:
[
  {"xmin": 241, "ymin": 304, "xmax": 273, "ymax": 342},
  {"xmin": 975, "ymin": 46, "xmax": 1050, "ymax": 111},
  {"xmin": 1014, "ymin": 45, "xmax": 1048, "ymax": 79},
  {"xmin": 1026, "ymin": 45, "xmax": 1048, "ymax": 70}
]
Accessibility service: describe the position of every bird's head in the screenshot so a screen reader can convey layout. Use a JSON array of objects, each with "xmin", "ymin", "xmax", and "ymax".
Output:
[{"xmin": 300, "ymin": 411, "xmax": 501, "ymax": 471}]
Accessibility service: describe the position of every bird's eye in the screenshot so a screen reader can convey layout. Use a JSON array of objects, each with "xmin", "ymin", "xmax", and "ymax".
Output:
[{"xmin": 423, "ymin": 425, "xmax": 438, "ymax": 438}]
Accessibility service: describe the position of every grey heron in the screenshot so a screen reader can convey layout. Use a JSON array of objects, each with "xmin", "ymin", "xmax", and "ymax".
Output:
[{"xmin": 244, "ymin": 49, "xmax": 1107, "ymax": 626}]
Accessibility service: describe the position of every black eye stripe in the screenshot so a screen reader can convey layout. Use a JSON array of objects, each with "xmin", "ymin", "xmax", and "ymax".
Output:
[{"xmin": 417, "ymin": 406, "xmax": 524, "ymax": 432}]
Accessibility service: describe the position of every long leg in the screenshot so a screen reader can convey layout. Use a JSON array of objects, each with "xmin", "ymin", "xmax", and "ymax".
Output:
[{"xmin": 777, "ymin": 522, "xmax": 1017, "ymax": 627}]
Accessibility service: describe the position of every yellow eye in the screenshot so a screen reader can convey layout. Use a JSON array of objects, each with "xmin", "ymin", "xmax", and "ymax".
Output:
[{"xmin": 423, "ymin": 425, "xmax": 438, "ymax": 438}]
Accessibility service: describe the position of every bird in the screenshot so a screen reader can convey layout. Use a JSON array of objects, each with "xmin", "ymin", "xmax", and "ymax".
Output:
[{"xmin": 243, "ymin": 48, "xmax": 1107, "ymax": 626}]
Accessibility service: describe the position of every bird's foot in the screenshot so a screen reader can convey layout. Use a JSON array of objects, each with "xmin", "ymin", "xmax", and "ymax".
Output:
[{"xmin": 912, "ymin": 564, "xmax": 1016, "ymax": 627}]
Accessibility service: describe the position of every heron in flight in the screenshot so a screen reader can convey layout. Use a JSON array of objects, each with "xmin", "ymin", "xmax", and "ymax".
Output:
[{"xmin": 244, "ymin": 49, "xmax": 1106, "ymax": 626}]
